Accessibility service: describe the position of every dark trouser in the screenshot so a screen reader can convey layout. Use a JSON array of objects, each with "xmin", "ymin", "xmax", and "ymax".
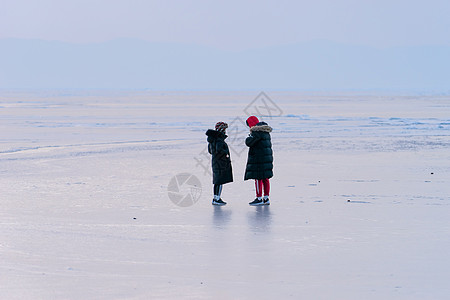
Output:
[{"xmin": 213, "ymin": 184, "xmax": 223, "ymax": 198}]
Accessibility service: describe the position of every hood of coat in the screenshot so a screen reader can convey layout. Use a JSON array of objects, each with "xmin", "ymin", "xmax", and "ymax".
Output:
[
  {"xmin": 206, "ymin": 129, "xmax": 227, "ymax": 139},
  {"xmin": 250, "ymin": 122, "xmax": 272, "ymax": 133}
]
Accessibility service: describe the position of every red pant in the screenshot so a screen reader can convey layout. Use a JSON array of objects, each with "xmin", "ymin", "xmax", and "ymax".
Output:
[{"xmin": 255, "ymin": 178, "xmax": 270, "ymax": 197}]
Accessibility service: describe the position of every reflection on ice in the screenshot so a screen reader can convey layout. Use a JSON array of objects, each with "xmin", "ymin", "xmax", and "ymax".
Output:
[
  {"xmin": 212, "ymin": 206, "xmax": 232, "ymax": 228},
  {"xmin": 247, "ymin": 206, "xmax": 272, "ymax": 232}
]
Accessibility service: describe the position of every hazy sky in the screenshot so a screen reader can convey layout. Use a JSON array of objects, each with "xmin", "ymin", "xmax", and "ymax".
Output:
[{"xmin": 2, "ymin": 0, "xmax": 450, "ymax": 50}]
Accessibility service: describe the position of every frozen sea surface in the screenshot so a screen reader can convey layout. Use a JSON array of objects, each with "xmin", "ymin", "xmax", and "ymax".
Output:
[{"xmin": 1, "ymin": 91, "xmax": 450, "ymax": 299}]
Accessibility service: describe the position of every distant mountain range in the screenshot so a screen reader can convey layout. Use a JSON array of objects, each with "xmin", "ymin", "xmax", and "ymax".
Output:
[{"xmin": 1, "ymin": 38, "xmax": 449, "ymax": 91}]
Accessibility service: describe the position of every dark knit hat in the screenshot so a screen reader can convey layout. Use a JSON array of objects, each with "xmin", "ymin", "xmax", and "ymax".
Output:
[
  {"xmin": 246, "ymin": 116, "xmax": 259, "ymax": 127},
  {"xmin": 215, "ymin": 122, "xmax": 228, "ymax": 133}
]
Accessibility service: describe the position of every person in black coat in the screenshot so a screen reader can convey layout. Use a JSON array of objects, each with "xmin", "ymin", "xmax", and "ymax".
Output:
[
  {"xmin": 206, "ymin": 122, "xmax": 233, "ymax": 206},
  {"xmin": 244, "ymin": 116, "xmax": 273, "ymax": 206}
]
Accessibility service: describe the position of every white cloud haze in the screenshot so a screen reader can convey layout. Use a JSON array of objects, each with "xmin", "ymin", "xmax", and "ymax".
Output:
[
  {"xmin": 1, "ymin": 0, "xmax": 450, "ymax": 90},
  {"xmin": 2, "ymin": 0, "xmax": 450, "ymax": 50}
]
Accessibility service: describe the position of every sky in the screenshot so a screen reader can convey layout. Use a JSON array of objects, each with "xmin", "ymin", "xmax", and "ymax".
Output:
[{"xmin": 2, "ymin": 0, "xmax": 450, "ymax": 51}]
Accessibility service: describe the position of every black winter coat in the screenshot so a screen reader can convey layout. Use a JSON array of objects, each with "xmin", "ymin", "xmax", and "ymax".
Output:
[
  {"xmin": 244, "ymin": 122, "xmax": 273, "ymax": 180},
  {"xmin": 206, "ymin": 129, "xmax": 233, "ymax": 185}
]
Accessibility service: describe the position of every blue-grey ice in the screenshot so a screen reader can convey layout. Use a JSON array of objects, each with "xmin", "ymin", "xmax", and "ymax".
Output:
[{"xmin": 1, "ymin": 91, "xmax": 450, "ymax": 299}]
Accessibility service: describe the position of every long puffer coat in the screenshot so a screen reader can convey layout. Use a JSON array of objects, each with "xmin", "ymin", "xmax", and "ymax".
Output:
[
  {"xmin": 206, "ymin": 129, "xmax": 233, "ymax": 185},
  {"xmin": 244, "ymin": 122, "xmax": 273, "ymax": 180}
]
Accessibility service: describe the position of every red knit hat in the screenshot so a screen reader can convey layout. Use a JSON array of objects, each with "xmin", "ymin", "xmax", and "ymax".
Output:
[{"xmin": 246, "ymin": 116, "xmax": 259, "ymax": 127}]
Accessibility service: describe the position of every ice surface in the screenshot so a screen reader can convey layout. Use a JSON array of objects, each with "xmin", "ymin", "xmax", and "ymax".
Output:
[{"xmin": 1, "ymin": 91, "xmax": 450, "ymax": 299}]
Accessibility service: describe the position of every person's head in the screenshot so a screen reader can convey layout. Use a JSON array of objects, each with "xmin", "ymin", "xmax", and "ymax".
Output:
[
  {"xmin": 246, "ymin": 116, "xmax": 259, "ymax": 128},
  {"xmin": 215, "ymin": 121, "xmax": 228, "ymax": 133}
]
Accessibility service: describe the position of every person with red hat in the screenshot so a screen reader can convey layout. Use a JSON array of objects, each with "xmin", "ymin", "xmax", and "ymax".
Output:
[
  {"xmin": 244, "ymin": 116, "xmax": 273, "ymax": 205},
  {"xmin": 205, "ymin": 122, "xmax": 233, "ymax": 205}
]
